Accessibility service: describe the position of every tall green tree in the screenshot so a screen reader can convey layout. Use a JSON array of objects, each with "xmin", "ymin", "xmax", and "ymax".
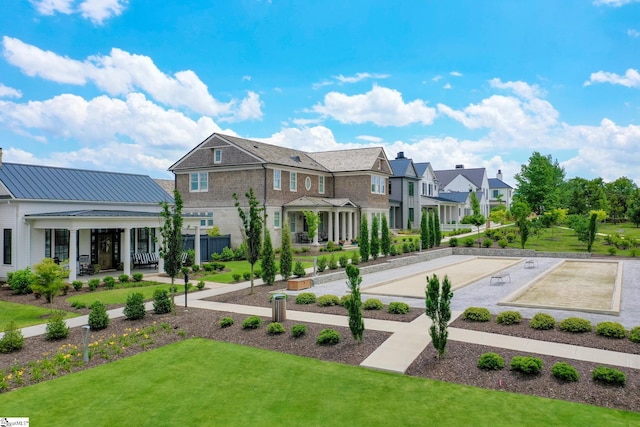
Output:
[
  {"xmin": 429, "ymin": 209, "xmax": 437, "ymax": 248},
  {"xmin": 628, "ymin": 188, "xmax": 640, "ymax": 228},
  {"xmin": 425, "ymin": 274, "xmax": 453, "ymax": 359},
  {"xmin": 607, "ymin": 177, "xmax": 637, "ymax": 223},
  {"xmin": 510, "ymin": 201, "xmax": 532, "ymax": 249},
  {"xmin": 280, "ymin": 223, "xmax": 293, "ymax": 280},
  {"xmin": 420, "ymin": 209, "xmax": 429, "ymax": 250},
  {"xmin": 303, "ymin": 211, "xmax": 320, "ymax": 242},
  {"xmin": 515, "ymin": 152, "xmax": 565, "ymax": 215},
  {"xmin": 344, "ymin": 264, "xmax": 364, "ymax": 343},
  {"xmin": 587, "ymin": 212, "xmax": 598, "ymax": 253},
  {"xmin": 159, "ymin": 189, "xmax": 184, "ymax": 313},
  {"xmin": 433, "ymin": 209, "xmax": 442, "ymax": 246},
  {"xmin": 468, "ymin": 191, "xmax": 485, "ymax": 236},
  {"xmin": 370, "ymin": 215, "xmax": 380, "ymax": 260},
  {"xmin": 380, "ymin": 214, "xmax": 391, "ymax": 256},
  {"xmin": 359, "ymin": 214, "xmax": 370, "ymax": 262},
  {"xmin": 233, "ymin": 188, "xmax": 264, "ymax": 295},
  {"xmin": 260, "ymin": 224, "xmax": 276, "ymax": 285}
]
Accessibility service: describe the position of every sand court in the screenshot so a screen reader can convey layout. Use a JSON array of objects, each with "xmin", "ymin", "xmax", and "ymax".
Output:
[
  {"xmin": 363, "ymin": 257, "xmax": 522, "ymax": 298},
  {"xmin": 500, "ymin": 260, "xmax": 622, "ymax": 315}
]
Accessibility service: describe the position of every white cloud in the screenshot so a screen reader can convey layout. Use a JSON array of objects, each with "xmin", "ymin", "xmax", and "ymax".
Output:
[
  {"xmin": 593, "ymin": 0, "xmax": 640, "ymax": 6},
  {"xmin": 443, "ymin": 83, "xmax": 452, "ymax": 90},
  {"xmin": 30, "ymin": 0, "xmax": 128, "ymax": 24},
  {"xmin": 291, "ymin": 118, "xmax": 322, "ymax": 126},
  {"xmin": 585, "ymin": 68, "xmax": 640, "ymax": 87},
  {"xmin": 489, "ymin": 78, "xmax": 545, "ymax": 100},
  {"xmin": 450, "ymin": 71, "xmax": 463, "ymax": 77},
  {"xmin": 2, "ymin": 37, "xmax": 262, "ymax": 121},
  {"xmin": 0, "ymin": 84, "xmax": 22, "ymax": 98},
  {"xmin": 312, "ymin": 85, "xmax": 437, "ymax": 126},
  {"xmin": 356, "ymin": 135, "xmax": 383, "ymax": 143},
  {"xmin": 333, "ymin": 72, "xmax": 390, "ymax": 84},
  {"xmin": 432, "ymin": 75, "xmax": 442, "ymax": 82},
  {"xmin": 242, "ymin": 75, "xmax": 251, "ymax": 81},
  {"xmin": 628, "ymin": 29, "xmax": 640, "ymax": 38},
  {"xmin": 312, "ymin": 80, "xmax": 333, "ymax": 90}
]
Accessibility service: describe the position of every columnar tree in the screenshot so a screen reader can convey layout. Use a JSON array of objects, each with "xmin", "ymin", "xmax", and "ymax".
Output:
[
  {"xmin": 260, "ymin": 224, "xmax": 276, "ymax": 285},
  {"xmin": 344, "ymin": 264, "xmax": 364, "ymax": 343},
  {"xmin": 433, "ymin": 209, "xmax": 442, "ymax": 246},
  {"xmin": 280, "ymin": 223, "xmax": 293, "ymax": 280},
  {"xmin": 429, "ymin": 209, "xmax": 437, "ymax": 248},
  {"xmin": 370, "ymin": 215, "xmax": 380, "ymax": 260},
  {"xmin": 159, "ymin": 189, "xmax": 184, "ymax": 313},
  {"xmin": 233, "ymin": 188, "xmax": 264, "ymax": 295},
  {"xmin": 303, "ymin": 211, "xmax": 319, "ymax": 242},
  {"xmin": 425, "ymin": 274, "xmax": 453, "ymax": 359},
  {"xmin": 420, "ymin": 209, "xmax": 429, "ymax": 250},
  {"xmin": 381, "ymin": 214, "xmax": 391, "ymax": 256},
  {"xmin": 587, "ymin": 212, "xmax": 598, "ymax": 253},
  {"xmin": 359, "ymin": 214, "xmax": 370, "ymax": 262}
]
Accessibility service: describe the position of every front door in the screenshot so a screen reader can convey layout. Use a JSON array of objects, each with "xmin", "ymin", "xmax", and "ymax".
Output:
[{"xmin": 97, "ymin": 232, "xmax": 114, "ymax": 270}]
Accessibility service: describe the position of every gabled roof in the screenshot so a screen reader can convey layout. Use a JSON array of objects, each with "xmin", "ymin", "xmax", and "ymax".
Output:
[
  {"xmin": 308, "ymin": 147, "xmax": 390, "ymax": 173},
  {"xmin": 388, "ymin": 158, "xmax": 419, "ymax": 179},
  {"xmin": 488, "ymin": 178, "xmax": 513, "ymax": 189},
  {"xmin": 0, "ymin": 163, "xmax": 173, "ymax": 204},
  {"xmin": 435, "ymin": 167, "xmax": 487, "ymax": 189},
  {"xmin": 414, "ymin": 162, "xmax": 431, "ymax": 178},
  {"xmin": 283, "ymin": 196, "xmax": 357, "ymax": 208},
  {"xmin": 438, "ymin": 191, "xmax": 470, "ymax": 203}
]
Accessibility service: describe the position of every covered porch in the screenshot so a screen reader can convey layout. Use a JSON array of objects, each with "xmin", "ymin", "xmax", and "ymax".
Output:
[{"xmin": 283, "ymin": 196, "xmax": 360, "ymax": 245}]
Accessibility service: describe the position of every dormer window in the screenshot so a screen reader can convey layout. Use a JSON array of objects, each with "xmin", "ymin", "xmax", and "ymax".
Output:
[{"xmin": 214, "ymin": 149, "xmax": 222, "ymax": 164}]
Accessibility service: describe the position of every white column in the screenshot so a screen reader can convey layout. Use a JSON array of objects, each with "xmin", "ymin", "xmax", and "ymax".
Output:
[
  {"xmin": 123, "ymin": 227, "xmax": 131, "ymax": 276},
  {"xmin": 347, "ymin": 212, "xmax": 353, "ymax": 241},
  {"xmin": 340, "ymin": 211, "xmax": 346, "ymax": 241},
  {"xmin": 195, "ymin": 225, "xmax": 201, "ymax": 265},
  {"xmin": 333, "ymin": 211, "xmax": 340, "ymax": 242},
  {"xmin": 328, "ymin": 211, "xmax": 334, "ymax": 242},
  {"xmin": 68, "ymin": 228, "xmax": 78, "ymax": 282}
]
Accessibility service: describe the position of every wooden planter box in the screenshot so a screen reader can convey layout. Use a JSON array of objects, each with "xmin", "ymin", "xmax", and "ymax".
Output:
[{"xmin": 288, "ymin": 278, "xmax": 311, "ymax": 291}]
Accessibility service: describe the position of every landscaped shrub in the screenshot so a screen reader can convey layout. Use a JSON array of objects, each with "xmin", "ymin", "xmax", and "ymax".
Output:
[
  {"xmin": 448, "ymin": 237, "xmax": 459, "ymax": 247},
  {"xmin": 482, "ymin": 238, "xmax": 493, "ymax": 248},
  {"xmin": 328, "ymin": 255, "xmax": 338, "ymax": 270},
  {"xmin": 71, "ymin": 301, "xmax": 87, "ymax": 309},
  {"xmin": 232, "ymin": 273, "xmax": 241, "ymax": 282},
  {"xmin": 191, "ymin": 264, "xmax": 200, "ymax": 273},
  {"xmin": 629, "ymin": 326, "xmax": 640, "ymax": 343},
  {"xmin": 387, "ymin": 302, "xmax": 410, "ymax": 315},
  {"xmin": 529, "ymin": 313, "xmax": 555, "ymax": 330},
  {"xmin": 317, "ymin": 256, "xmax": 327, "ymax": 272},
  {"xmin": 496, "ymin": 311, "xmax": 522, "ymax": 325},
  {"xmin": 363, "ymin": 298, "xmax": 384, "ymax": 310},
  {"xmin": 592, "ymin": 366, "xmax": 626, "ymax": 386},
  {"xmin": 103, "ymin": 276, "xmax": 116, "ymax": 289},
  {"xmin": 124, "ymin": 292, "xmax": 146, "ymax": 320},
  {"xmin": 118, "ymin": 274, "xmax": 130, "ymax": 283},
  {"xmin": 559, "ymin": 317, "xmax": 592, "ymax": 333},
  {"xmin": 316, "ymin": 328, "xmax": 340, "ymax": 345},
  {"xmin": 153, "ymin": 289, "xmax": 173, "ymax": 314},
  {"xmin": 339, "ymin": 254, "xmax": 349, "ymax": 268},
  {"xmin": 45, "ymin": 311, "xmax": 69, "ymax": 341},
  {"xmin": 132, "ymin": 273, "xmax": 143, "ymax": 282},
  {"xmin": 243, "ymin": 272, "xmax": 251, "ymax": 281},
  {"xmin": 607, "ymin": 247, "xmax": 618, "ymax": 256},
  {"xmin": 72, "ymin": 280, "xmax": 83, "ymax": 291},
  {"xmin": 88, "ymin": 278, "xmax": 100, "ymax": 291},
  {"xmin": 463, "ymin": 237, "xmax": 475, "ymax": 247},
  {"xmin": 477, "ymin": 352, "xmax": 505, "ymax": 370},
  {"xmin": 462, "ymin": 307, "xmax": 491, "ymax": 322},
  {"xmin": 219, "ymin": 317, "xmax": 234, "ymax": 328},
  {"xmin": 498, "ymin": 239, "xmax": 508, "ymax": 248},
  {"xmin": 596, "ymin": 321, "xmax": 626, "ymax": 339},
  {"xmin": 196, "ymin": 280, "xmax": 205, "ymax": 290},
  {"xmin": 7, "ymin": 267, "xmax": 33, "ymax": 295},
  {"xmin": 203, "ymin": 262, "xmax": 215, "ymax": 272},
  {"xmin": 295, "ymin": 292, "xmax": 316, "ymax": 305},
  {"xmin": 351, "ymin": 250, "xmax": 361, "ymax": 265},
  {"xmin": 551, "ymin": 362, "xmax": 579, "ymax": 382},
  {"xmin": 339, "ymin": 294, "xmax": 352, "ymax": 307},
  {"xmin": 267, "ymin": 322, "xmax": 286, "ymax": 335},
  {"xmin": 291, "ymin": 324, "xmax": 307, "ymax": 338},
  {"xmin": 0, "ymin": 321, "xmax": 24, "ymax": 353},
  {"xmin": 242, "ymin": 316, "xmax": 263, "ymax": 329},
  {"xmin": 293, "ymin": 261, "xmax": 307, "ymax": 277},
  {"xmin": 317, "ymin": 294, "xmax": 340, "ymax": 307},
  {"xmin": 510, "ymin": 356, "xmax": 543, "ymax": 375},
  {"xmin": 88, "ymin": 301, "xmax": 110, "ymax": 331},
  {"xmin": 389, "ymin": 245, "xmax": 398, "ymax": 256}
]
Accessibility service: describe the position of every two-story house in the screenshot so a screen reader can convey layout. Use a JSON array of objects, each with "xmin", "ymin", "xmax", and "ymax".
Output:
[
  {"xmin": 488, "ymin": 170, "xmax": 513, "ymax": 211},
  {"xmin": 435, "ymin": 165, "xmax": 491, "ymax": 218},
  {"xmin": 169, "ymin": 133, "xmax": 392, "ymax": 247},
  {"xmin": 388, "ymin": 152, "xmax": 422, "ymax": 229}
]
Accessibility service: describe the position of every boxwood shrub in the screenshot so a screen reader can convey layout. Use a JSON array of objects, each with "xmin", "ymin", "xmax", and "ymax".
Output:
[
  {"xmin": 316, "ymin": 328, "xmax": 340, "ymax": 345},
  {"xmin": 339, "ymin": 294, "xmax": 352, "ymax": 307},
  {"xmin": 317, "ymin": 294, "xmax": 340, "ymax": 307},
  {"xmin": 242, "ymin": 316, "xmax": 263, "ymax": 330},
  {"xmin": 219, "ymin": 317, "xmax": 234, "ymax": 328},
  {"xmin": 462, "ymin": 307, "xmax": 491, "ymax": 322},
  {"xmin": 387, "ymin": 302, "xmax": 410, "ymax": 315},
  {"xmin": 596, "ymin": 321, "xmax": 626, "ymax": 339},
  {"xmin": 592, "ymin": 366, "xmax": 626, "ymax": 386},
  {"xmin": 267, "ymin": 322, "xmax": 286, "ymax": 335},
  {"xmin": 559, "ymin": 317, "xmax": 592, "ymax": 333},
  {"xmin": 510, "ymin": 356, "xmax": 543, "ymax": 375},
  {"xmin": 496, "ymin": 311, "xmax": 521, "ymax": 325},
  {"xmin": 629, "ymin": 326, "xmax": 640, "ymax": 343},
  {"xmin": 551, "ymin": 362, "xmax": 579, "ymax": 382},
  {"xmin": 295, "ymin": 292, "xmax": 316, "ymax": 305},
  {"xmin": 291, "ymin": 324, "xmax": 307, "ymax": 338},
  {"xmin": 529, "ymin": 313, "xmax": 555, "ymax": 330},
  {"xmin": 477, "ymin": 352, "xmax": 505, "ymax": 370},
  {"xmin": 363, "ymin": 298, "xmax": 384, "ymax": 310}
]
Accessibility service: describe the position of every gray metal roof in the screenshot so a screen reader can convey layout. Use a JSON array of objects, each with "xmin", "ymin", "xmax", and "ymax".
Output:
[
  {"xmin": 435, "ymin": 167, "xmax": 486, "ymax": 189},
  {"xmin": 414, "ymin": 162, "xmax": 431, "ymax": 177},
  {"xmin": 0, "ymin": 163, "xmax": 174, "ymax": 203},
  {"xmin": 25, "ymin": 210, "xmax": 164, "ymax": 218},
  {"xmin": 389, "ymin": 158, "xmax": 418, "ymax": 178},
  {"xmin": 438, "ymin": 191, "xmax": 470, "ymax": 203},
  {"xmin": 488, "ymin": 178, "xmax": 512, "ymax": 189}
]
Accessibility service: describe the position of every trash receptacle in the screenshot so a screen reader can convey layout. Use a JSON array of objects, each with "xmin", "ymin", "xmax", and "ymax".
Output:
[{"xmin": 272, "ymin": 293, "xmax": 287, "ymax": 322}]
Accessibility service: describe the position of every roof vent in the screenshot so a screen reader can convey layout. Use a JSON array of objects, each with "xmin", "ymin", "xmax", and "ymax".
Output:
[
  {"xmin": 455, "ymin": 164, "xmax": 464, "ymax": 169},
  {"xmin": 291, "ymin": 155, "xmax": 301, "ymax": 163}
]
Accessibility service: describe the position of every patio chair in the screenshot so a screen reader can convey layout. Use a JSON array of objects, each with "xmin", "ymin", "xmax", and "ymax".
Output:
[{"xmin": 79, "ymin": 255, "xmax": 92, "ymax": 275}]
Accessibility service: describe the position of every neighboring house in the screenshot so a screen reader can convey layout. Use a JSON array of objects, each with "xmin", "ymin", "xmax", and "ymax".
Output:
[
  {"xmin": 389, "ymin": 152, "xmax": 422, "ymax": 229},
  {"xmin": 415, "ymin": 161, "xmax": 466, "ymax": 230},
  {"xmin": 488, "ymin": 170, "xmax": 513, "ymax": 210},
  {"xmin": 169, "ymin": 133, "xmax": 392, "ymax": 248},
  {"xmin": 435, "ymin": 165, "xmax": 491, "ymax": 218},
  {"xmin": 0, "ymin": 153, "xmax": 202, "ymax": 282}
]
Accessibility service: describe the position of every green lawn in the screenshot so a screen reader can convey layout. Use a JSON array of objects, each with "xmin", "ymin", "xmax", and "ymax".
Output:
[
  {"xmin": 0, "ymin": 339, "xmax": 637, "ymax": 426},
  {"xmin": 200, "ymin": 259, "xmax": 313, "ymax": 283},
  {"xmin": 0, "ymin": 301, "xmax": 78, "ymax": 331},
  {"xmin": 598, "ymin": 221, "xmax": 640, "ymax": 239},
  {"xmin": 66, "ymin": 283, "xmax": 186, "ymax": 306}
]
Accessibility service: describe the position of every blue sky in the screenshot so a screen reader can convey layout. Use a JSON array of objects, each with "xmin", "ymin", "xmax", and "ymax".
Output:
[{"xmin": 1, "ymin": 0, "xmax": 640, "ymax": 185}]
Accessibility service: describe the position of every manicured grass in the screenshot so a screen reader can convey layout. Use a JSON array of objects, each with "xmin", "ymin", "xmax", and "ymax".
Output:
[
  {"xmin": 0, "ymin": 301, "xmax": 78, "ymax": 331},
  {"xmin": 0, "ymin": 339, "xmax": 637, "ymax": 426},
  {"xmin": 598, "ymin": 222, "xmax": 640, "ymax": 239},
  {"xmin": 200, "ymin": 259, "xmax": 313, "ymax": 283},
  {"xmin": 66, "ymin": 283, "xmax": 186, "ymax": 306}
]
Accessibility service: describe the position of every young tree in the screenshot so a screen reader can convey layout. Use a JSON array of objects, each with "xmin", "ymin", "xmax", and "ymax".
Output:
[
  {"xmin": 381, "ymin": 214, "xmax": 391, "ymax": 256},
  {"xmin": 344, "ymin": 264, "xmax": 364, "ymax": 343},
  {"xmin": 515, "ymin": 151, "xmax": 565, "ymax": 215},
  {"xmin": 511, "ymin": 201, "xmax": 531, "ymax": 249},
  {"xmin": 359, "ymin": 214, "xmax": 370, "ymax": 262},
  {"xmin": 303, "ymin": 211, "xmax": 320, "ymax": 242},
  {"xmin": 233, "ymin": 188, "xmax": 264, "ymax": 295},
  {"xmin": 425, "ymin": 274, "xmax": 453, "ymax": 359},
  {"xmin": 433, "ymin": 209, "xmax": 442, "ymax": 247},
  {"xmin": 587, "ymin": 212, "xmax": 598, "ymax": 253},
  {"xmin": 260, "ymin": 225, "xmax": 276, "ymax": 285},
  {"xmin": 429, "ymin": 209, "xmax": 437, "ymax": 248},
  {"xmin": 159, "ymin": 189, "xmax": 184, "ymax": 314},
  {"xmin": 420, "ymin": 209, "xmax": 429, "ymax": 250},
  {"xmin": 468, "ymin": 191, "xmax": 485, "ymax": 236},
  {"xmin": 280, "ymin": 223, "xmax": 293, "ymax": 280},
  {"xmin": 370, "ymin": 215, "xmax": 380, "ymax": 260},
  {"xmin": 30, "ymin": 258, "xmax": 66, "ymax": 305}
]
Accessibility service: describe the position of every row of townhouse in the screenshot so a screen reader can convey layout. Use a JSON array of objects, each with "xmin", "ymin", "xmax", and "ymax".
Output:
[{"xmin": 0, "ymin": 133, "xmax": 512, "ymax": 280}]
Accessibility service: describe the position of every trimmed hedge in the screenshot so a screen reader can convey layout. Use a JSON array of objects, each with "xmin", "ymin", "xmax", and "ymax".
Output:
[
  {"xmin": 559, "ymin": 317, "xmax": 592, "ymax": 333},
  {"xmin": 242, "ymin": 316, "xmax": 263, "ymax": 330},
  {"xmin": 592, "ymin": 366, "xmax": 626, "ymax": 386},
  {"xmin": 295, "ymin": 292, "xmax": 316, "ymax": 305},
  {"xmin": 363, "ymin": 298, "xmax": 384, "ymax": 310},
  {"xmin": 630, "ymin": 326, "xmax": 640, "ymax": 343},
  {"xmin": 529, "ymin": 313, "xmax": 555, "ymax": 330},
  {"xmin": 551, "ymin": 362, "xmax": 579, "ymax": 382},
  {"xmin": 316, "ymin": 329, "xmax": 341, "ymax": 345},
  {"xmin": 477, "ymin": 352, "xmax": 505, "ymax": 370},
  {"xmin": 510, "ymin": 356, "xmax": 543, "ymax": 375},
  {"xmin": 387, "ymin": 302, "xmax": 410, "ymax": 315},
  {"xmin": 496, "ymin": 311, "xmax": 521, "ymax": 325},
  {"xmin": 596, "ymin": 322, "xmax": 626, "ymax": 339},
  {"xmin": 317, "ymin": 294, "xmax": 340, "ymax": 307},
  {"xmin": 462, "ymin": 307, "xmax": 491, "ymax": 322}
]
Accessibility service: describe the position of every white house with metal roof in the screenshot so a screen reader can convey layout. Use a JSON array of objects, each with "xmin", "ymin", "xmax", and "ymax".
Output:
[
  {"xmin": 488, "ymin": 170, "xmax": 513, "ymax": 210},
  {"xmin": 0, "ymin": 153, "xmax": 202, "ymax": 282},
  {"xmin": 434, "ymin": 165, "xmax": 491, "ymax": 218}
]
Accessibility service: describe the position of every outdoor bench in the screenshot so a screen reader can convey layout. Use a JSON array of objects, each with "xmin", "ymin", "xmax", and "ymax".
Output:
[{"xmin": 132, "ymin": 252, "xmax": 159, "ymax": 268}]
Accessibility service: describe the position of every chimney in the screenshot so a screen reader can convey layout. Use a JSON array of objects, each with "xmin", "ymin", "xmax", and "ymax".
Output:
[
  {"xmin": 0, "ymin": 148, "xmax": 3, "ymax": 168},
  {"xmin": 497, "ymin": 169, "xmax": 503, "ymax": 180},
  {"xmin": 455, "ymin": 164, "xmax": 464, "ymax": 169},
  {"xmin": 396, "ymin": 152, "xmax": 405, "ymax": 159}
]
